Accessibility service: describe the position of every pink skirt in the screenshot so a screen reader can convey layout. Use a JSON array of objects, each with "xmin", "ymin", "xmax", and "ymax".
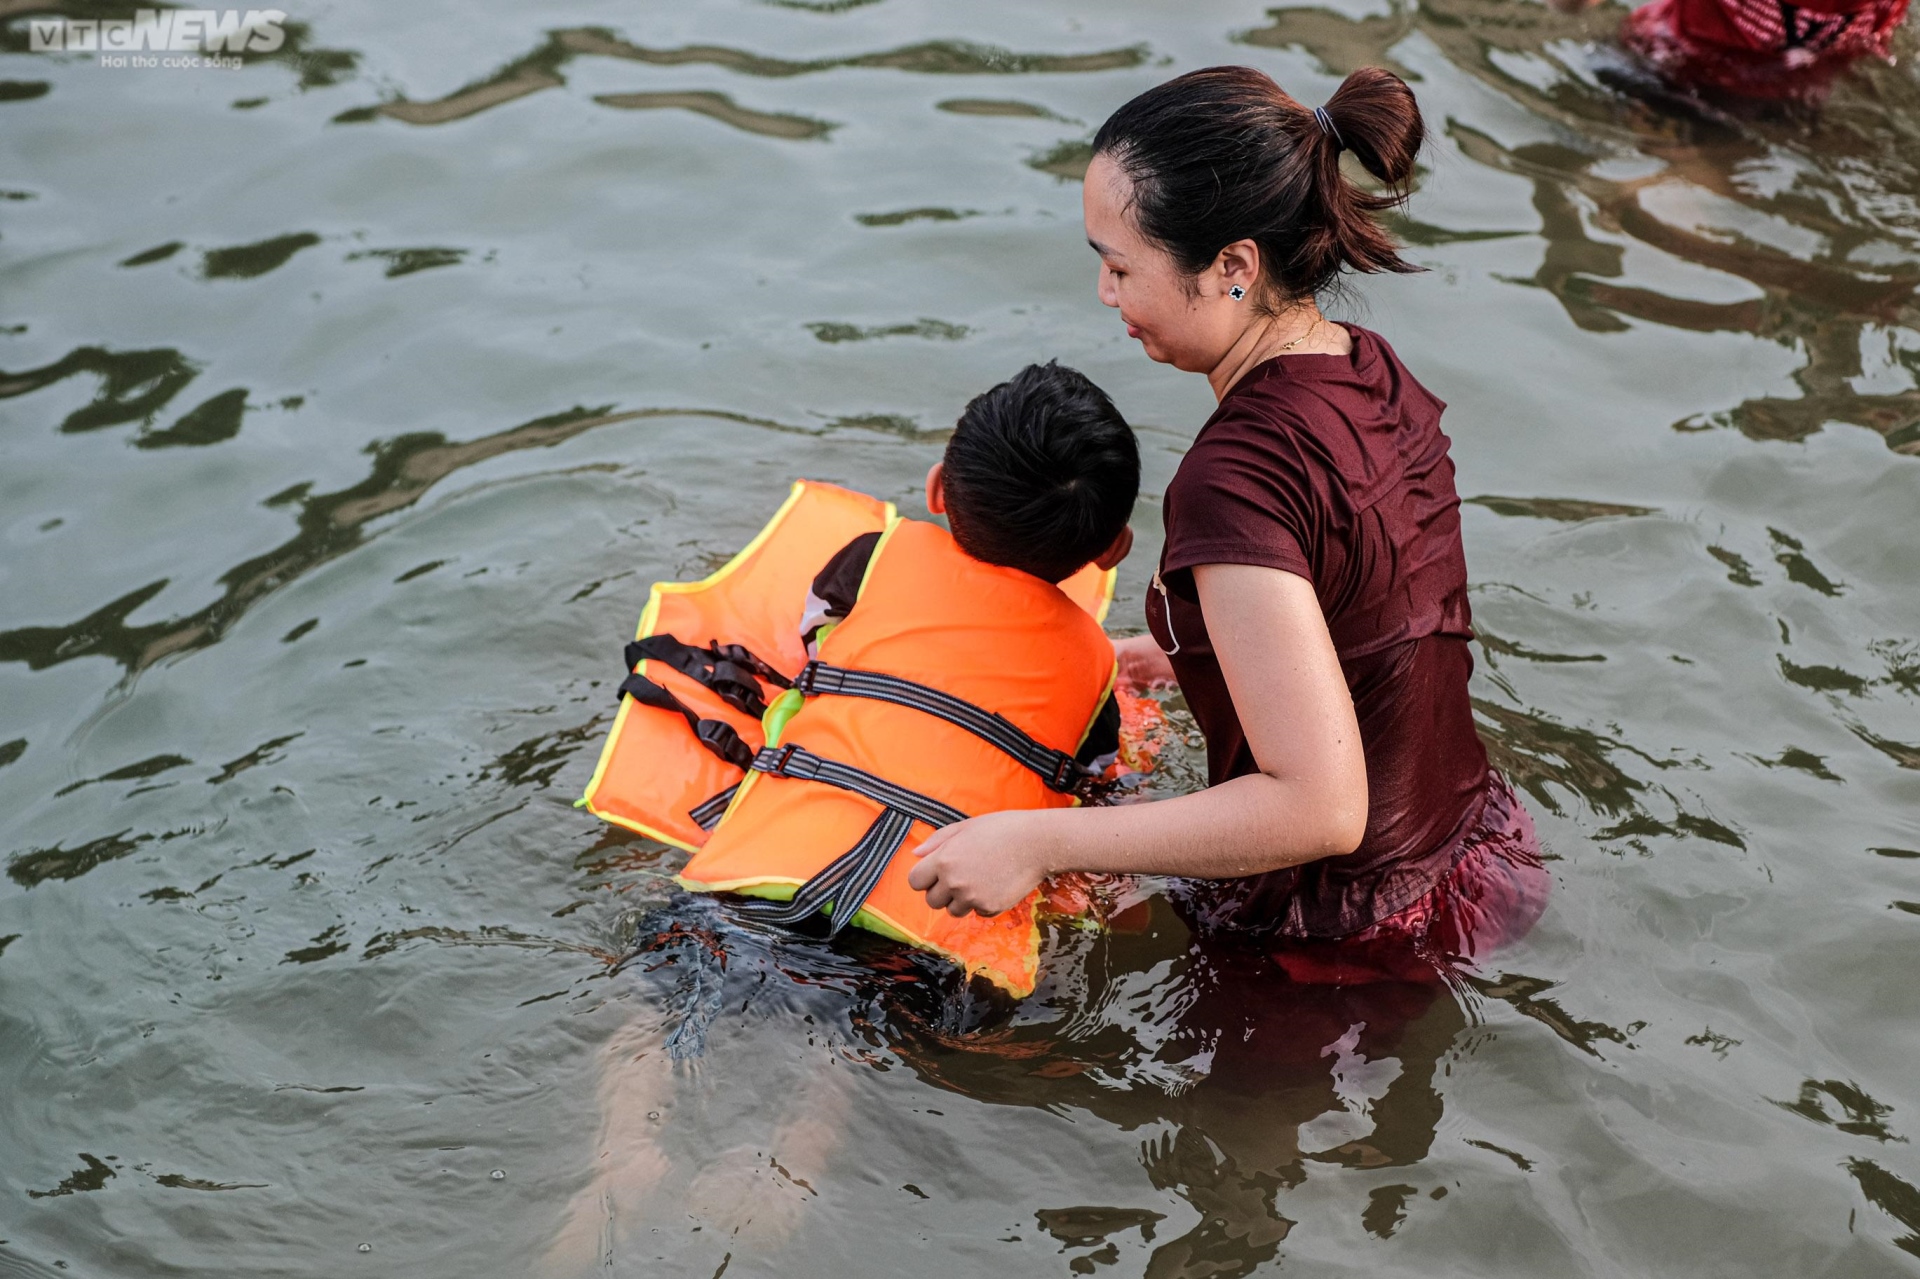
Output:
[{"xmin": 1267, "ymin": 771, "xmax": 1549, "ymax": 986}]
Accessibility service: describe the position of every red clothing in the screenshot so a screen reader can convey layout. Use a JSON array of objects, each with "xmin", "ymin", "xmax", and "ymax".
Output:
[
  {"xmin": 1149, "ymin": 324, "xmax": 1505, "ymax": 939},
  {"xmin": 1260, "ymin": 773, "xmax": 1548, "ymax": 985},
  {"xmin": 1623, "ymin": 0, "xmax": 1909, "ymax": 99}
]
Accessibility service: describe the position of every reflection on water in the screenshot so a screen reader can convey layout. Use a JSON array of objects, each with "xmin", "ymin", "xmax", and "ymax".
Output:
[
  {"xmin": 1, "ymin": 404, "xmax": 634, "ymax": 673},
  {"xmin": 871, "ymin": 910, "xmax": 1475, "ymax": 1273},
  {"xmin": 937, "ymin": 96, "xmax": 1071, "ymax": 119},
  {"xmin": 0, "ymin": 400, "xmax": 922, "ymax": 678},
  {"xmin": 807, "ymin": 317, "xmax": 970, "ymax": 342},
  {"xmin": 592, "ymin": 89, "xmax": 836, "ymax": 140},
  {"xmin": 1244, "ymin": 0, "xmax": 1920, "ymax": 455},
  {"xmin": 200, "ymin": 231, "xmax": 324, "ymax": 280},
  {"xmin": 854, "ymin": 205, "xmax": 981, "ymax": 225},
  {"xmin": 4, "ymin": 0, "xmax": 1920, "ymax": 1273},
  {"xmin": 345, "ymin": 26, "xmax": 1149, "ymax": 127}
]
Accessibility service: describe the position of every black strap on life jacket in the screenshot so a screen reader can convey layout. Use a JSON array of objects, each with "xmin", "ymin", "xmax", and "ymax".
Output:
[
  {"xmin": 616, "ymin": 632, "xmax": 795, "ymax": 773},
  {"xmin": 687, "ymin": 784, "xmax": 737, "ymax": 832},
  {"xmin": 677, "ymin": 743, "xmax": 966, "ymax": 933},
  {"xmin": 618, "ymin": 632, "xmax": 1090, "ymax": 937},
  {"xmin": 615, "ymin": 672, "xmax": 754, "ymax": 771},
  {"xmin": 734, "ymin": 806, "xmax": 915, "ymax": 936},
  {"xmin": 794, "ymin": 660, "xmax": 1094, "ymax": 795},
  {"xmin": 732, "ymin": 743, "xmax": 968, "ymax": 935},
  {"xmin": 749, "ymin": 743, "xmax": 968, "ymax": 828},
  {"xmin": 625, "ymin": 635, "xmax": 792, "ymax": 719}
]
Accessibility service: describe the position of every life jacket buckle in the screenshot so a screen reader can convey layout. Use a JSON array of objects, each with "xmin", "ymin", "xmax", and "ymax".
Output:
[
  {"xmin": 1048, "ymin": 754, "xmax": 1091, "ymax": 794},
  {"xmin": 694, "ymin": 718, "xmax": 752, "ymax": 771}
]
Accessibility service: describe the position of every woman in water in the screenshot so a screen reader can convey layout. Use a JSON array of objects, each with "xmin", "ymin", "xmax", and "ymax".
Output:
[
  {"xmin": 911, "ymin": 65, "xmax": 1546, "ymax": 974},
  {"xmin": 1556, "ymin": 0, "xmax": 1909, "ymax": 102}
]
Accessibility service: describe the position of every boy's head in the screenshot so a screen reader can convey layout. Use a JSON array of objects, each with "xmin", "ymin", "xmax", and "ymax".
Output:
[{"xmin": 929, "ymin": 361, "xmax": 1139, "ymax": 583}]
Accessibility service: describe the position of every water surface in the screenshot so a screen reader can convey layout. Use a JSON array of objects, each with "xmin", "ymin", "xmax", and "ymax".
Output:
[{"xmin": 3, "ymin": 0, "xmax": 1920, "ymax": 1274}]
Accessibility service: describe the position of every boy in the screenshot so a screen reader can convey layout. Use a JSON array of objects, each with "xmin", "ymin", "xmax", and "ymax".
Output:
[
  {"xmin": 798, "ymin": 360, "xmax": 1138, "ymax": 769},
  {"xmin": 673, "ymin": 361, "xmax": 1139, "ymax": 994},
  {"xmin": 547, "ymin": 364, "xmax": 1139, "ymax": 1270}
]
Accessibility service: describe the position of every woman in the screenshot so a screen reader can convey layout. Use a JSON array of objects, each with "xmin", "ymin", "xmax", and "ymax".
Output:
[{"xmin": 910, "ymin": 65, "xmax": 1545, "ymax": 969}]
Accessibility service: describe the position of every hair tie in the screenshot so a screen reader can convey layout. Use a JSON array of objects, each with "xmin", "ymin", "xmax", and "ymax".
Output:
[{"xmin": 1312, "ymin": 105, "xmax": 1343, "ymax": 151}]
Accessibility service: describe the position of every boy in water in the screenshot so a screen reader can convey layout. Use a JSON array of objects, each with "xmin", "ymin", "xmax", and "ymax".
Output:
[{"xmin": 546, "ymin": 362, "xmax": 1142, "ymax": 1272}]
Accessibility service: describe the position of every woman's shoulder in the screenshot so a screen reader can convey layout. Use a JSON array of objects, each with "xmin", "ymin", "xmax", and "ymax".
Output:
[
  {"xmin": 1184, "ymin": 359, "xmax": 1347, "ymax": 480},
  {"xmin": 1216, "ymin": 327, "xmax": 1444, "ymax": 441},
  {"xmin": 1181, "ymin": 392, "xmax": 1316, "ymax": 483},
  {"xmin": 1178, "ymin": 325, "xmax": 1449, "ymax": 511},
  {"xmin": 1167, "ymin": 396, "xmax": 1320, "ymax": 523},
  {"xmin": 1340, "ymin": 324, "xmax": 1448, "ymax": 422},
  {"xmin": 1198, "ymin": 362, "xmax": 1323, "ymax": 441}
]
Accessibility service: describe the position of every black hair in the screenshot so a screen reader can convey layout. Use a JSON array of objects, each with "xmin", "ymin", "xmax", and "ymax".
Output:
[
  {"xmin": 1091, "ymin": 65, "xmax": 1425, "ymax": 307},
  {"xmin": 942, "ymin": 362, "xmax": 1139, "ymax": 584}
]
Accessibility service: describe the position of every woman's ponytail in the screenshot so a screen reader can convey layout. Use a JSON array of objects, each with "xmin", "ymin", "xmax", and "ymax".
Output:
[
  {"xmin": 1091, "ymin": 64, "xmax": 1426, "ymax": 305},
  {"xmin": 1312, "ymin": 66, "xmax": 1425, "ymax": 280},
  {"xmin": 1321, "ymin": 66, "xmax": 1422, "ymax": 191}
]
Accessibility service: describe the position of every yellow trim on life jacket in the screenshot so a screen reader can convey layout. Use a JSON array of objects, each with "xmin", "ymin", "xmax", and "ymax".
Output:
[
  {"xmin": 858, "ymin": 513, "xmax": 905, "ymax": 599},
  {"xmin": 579, "ymin": 481, "xmax": 821, "ymax": 841},
  {"xmin": 579, "ymin": 480, "xmax": 896, "ymax": 850}
]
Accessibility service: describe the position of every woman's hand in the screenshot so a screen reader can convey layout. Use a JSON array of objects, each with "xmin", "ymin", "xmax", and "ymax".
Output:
[
  {"xmin": 904, "ymin": 565, "xmax": 1366, "ymax": 911},
  {"xmin": 1115, "ymin": 633, "xmax": 1176, "ymax": 691},
  {"xmin": 907, "ymin": 810, "xmax": 1057, "ymax": 917}
]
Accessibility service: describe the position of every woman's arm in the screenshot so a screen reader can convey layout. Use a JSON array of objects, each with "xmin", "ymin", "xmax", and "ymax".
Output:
[{"xmin": 907, "ymin": 563, "xmax": 1368, "ymax": 915}]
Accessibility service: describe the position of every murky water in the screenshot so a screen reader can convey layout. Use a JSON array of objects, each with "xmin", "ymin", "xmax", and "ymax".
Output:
[{"xmin": 4, "ymin": 0, "xmax": 1920, "ymax": 1274}]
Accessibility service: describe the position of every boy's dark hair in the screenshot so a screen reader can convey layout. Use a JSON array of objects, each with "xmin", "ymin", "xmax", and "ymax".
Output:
[{"xmin": 941, "ymin": 362, "xmax": 1139, "ymax": 583}]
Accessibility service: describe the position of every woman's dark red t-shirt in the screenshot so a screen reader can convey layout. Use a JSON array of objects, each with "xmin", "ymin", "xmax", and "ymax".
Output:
[{"xmin": 1147, "ymin": 324, "xmax": 1491, "ymax": 939}]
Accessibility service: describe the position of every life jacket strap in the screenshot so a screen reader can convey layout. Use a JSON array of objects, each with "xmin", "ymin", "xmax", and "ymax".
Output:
[
  {"xmin": 735, "ymin": 806, "xmax": 914, "ymax": 937},
  {"xmin": 688, "ymin": 784, "xmax": 738, "ymax": 832},
  {"xmin": 725, "ymin": 661, "xmax": 1077, "ymax": 938},
  {"xmin": 626, "ymin": 635, "xmax": 792, "ymax": 719},
  {"xmin": 752, "ymin": 743, "xmax": 968, "ymax": 830},
  {"xmin": 793, "ymin": 660, "xmax": 1093, "ymax": 795},
  {"xmin": 616, "ymin": 673, "xmax": 755, "ymax": 771}
]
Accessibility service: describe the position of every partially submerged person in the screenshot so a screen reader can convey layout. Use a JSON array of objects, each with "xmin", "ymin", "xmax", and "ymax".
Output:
[
  {"xmin": 1555, "ymin": 0, "xmax": 1910, "ymax": 100},
  {"xmin": 581, "ymin": 360, "xmax": 1140, "ymax": 996},
  {"xmin": 909, "ymin": 65, "xmax": 1549, "ymax": 980},
  {"xmin": 552, "ymin": 367, "xmax": 1141, "ymax": 1271}
]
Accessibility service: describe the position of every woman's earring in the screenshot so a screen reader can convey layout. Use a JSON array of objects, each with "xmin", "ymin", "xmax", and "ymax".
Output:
[{"xmin": 1228, "ymin": 285, "xmax": 1246, "ymax": 301}]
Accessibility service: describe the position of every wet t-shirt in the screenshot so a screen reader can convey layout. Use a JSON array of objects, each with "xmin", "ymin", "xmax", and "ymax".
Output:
[{"xmin": 1148, "ymin": 324, "xmax": 1490, "ymax": 938}]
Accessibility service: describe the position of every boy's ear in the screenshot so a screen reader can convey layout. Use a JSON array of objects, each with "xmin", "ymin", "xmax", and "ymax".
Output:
[
  {"xmin": 924, "ymin": 461, "xmax": 947, "ymax": 516},
  {"xmin": 1093, "ymin": 524, "xmax": 1133, "ymax": 571}
]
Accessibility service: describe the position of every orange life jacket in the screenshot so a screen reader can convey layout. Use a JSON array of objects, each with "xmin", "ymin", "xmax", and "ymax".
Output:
[
  {"xmin": 580, "ymin": 480, "xmax": 897, "ymax": 850},
  {"xmin": 580, "ymin": 480, "xmax": 1116, "ymax": 996}
]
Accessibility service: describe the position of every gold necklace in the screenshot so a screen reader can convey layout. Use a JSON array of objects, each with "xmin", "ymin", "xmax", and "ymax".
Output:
[{"xmin": 1276, "ymin": 315, "xmax": 1323, "ymax": 352}]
